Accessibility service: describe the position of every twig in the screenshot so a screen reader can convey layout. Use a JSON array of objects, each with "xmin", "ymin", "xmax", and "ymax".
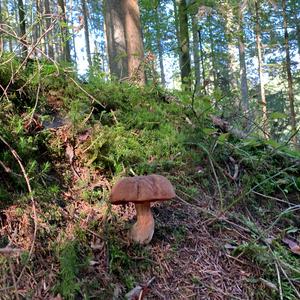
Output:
[
  {"xmin": 277, "ymin": 259, "xmax": 300, "ymax": 298},
  {"xmin": 8, "ymin": 259, "xmax": 20, "ymax": 300},
  {"xmin": 0, "ymin": 247, "xmax": 24, "ymax": 257},
  {"xmin": 196, "ymin": 143, "xmax": 224, "ymax": 209},
  {"xmin": 0, "ymin": 20, "xmax": 58, "ymax": 99},
  {"xmin": 252, "ymin": 190, "xmax": 297, "ymax": 206},
  {"xmin": 68, "ymin": 77, "xmax": 106, "ymax": 109},
  {"xmin": 274, "ymin": 261, "xmax": 283, "ymax": 300}
]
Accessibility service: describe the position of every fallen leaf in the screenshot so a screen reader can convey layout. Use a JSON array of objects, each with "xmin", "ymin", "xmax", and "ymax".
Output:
[
  {"xmin": 282, "ymin": 237, "xmax": 300, "ymax": 255},
  {"xmin": 65, "ymin": 143, "xmax": 74, "ymax": 163}
]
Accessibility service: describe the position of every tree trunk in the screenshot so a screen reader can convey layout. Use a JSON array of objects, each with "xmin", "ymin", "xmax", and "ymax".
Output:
[
  {"xmin": 238, "ymin": 3, "xmax": 250, "ymax": 128},
  {"xmin": 155, "ymin": 3, "xmax": 166, "ymax": 87},
  {"xmin": 122, "ymin": 0, "xmax": 145, "ymax": 85},
  {"xmin": 81, "ymin": 0, "xmax": 92, "ymax": 68},
  {"xmin": 208, "ymin": 16, "xmax": 217, "ymax": 90},
  {"xmin": 255, "ymin": 1, "xmax": 268, "ymax": 137},
  {"xmin": 198, "ymin": 26, "xmax": 206, "ymax": 94},
  {"xmin": 0, "ymin": 0, "xmax": 3, "ymax": 53},
  {"xmin": 192, "ymin": 15, "xmax": 201, "ymax": 90},
  {"xmin": 18, "ymin": 0, "xmax": 27, "ymax": 57},
  {"xmin": 176, "ymin": 0, "xmax": 191, "ymax": 90},
  {"xmin": 282, "ymin": 0, "xmax": 298, "ymax": 147},
  {"xmin": 222, "ymin": 2, "xmax": 237, "ymax": 90},
  {"xmin": 291, "ymin": 1, "xmax": 300, "ymax": 56},
  {"xmin": 104, "ymin": 0, "xmax": 128, "ymax": 79},
  {"xmin": 57, "ymin": 0, "xmax": 71, "ymax": 62},
  {"xmin": 44, "ymin": 0, "xmax": 54, "ymax": 59}
]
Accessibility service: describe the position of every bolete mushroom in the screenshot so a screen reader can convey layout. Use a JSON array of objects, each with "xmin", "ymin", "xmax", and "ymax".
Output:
[{"xmin": 110, "ymin": 174, "xmax": 175, "ymax": 244}]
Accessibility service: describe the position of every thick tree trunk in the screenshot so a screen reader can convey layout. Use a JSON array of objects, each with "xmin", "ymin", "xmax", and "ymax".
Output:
[
  {"xmin": 255, "ymin": 1, "xmax": 268, "ymax": 137},
  {"xmin": 57, "ymin": 0, "xmax": 71, "ymax": 62},
  {"xmin": 155, "ymin": 4, "xmax": 166, "ymax": 87},
  {"xmin": 44, "ymin": 0, "xmax": 54, "ymax": 59},
  {"xmin": 192, "ymin": 15, "xmax": 201, "ymax": 90},
  {"xmin": 238, "ymin": 4, "xmax": 250, "ymax": 127},
  {"xmin": 282, "ymin": 0, "xmax": 298, "ymax": 147},
  {"xmin": 18, "ymin": 0, "xmax": 27, "ymax": 57},
  {"xmin": 81, "ymin": 0, "xmax": 92, "ymax": 68},
  {"xmin": 176, "ymin": 0, "xmax": 191, "ymax": 90},
  {"xmin": 122, "ymin": 0, "xmax": 145, "ymax": 85},
  {"xmin": 104, "ymin": 0, "xmax": 128, "ymax": 79}
]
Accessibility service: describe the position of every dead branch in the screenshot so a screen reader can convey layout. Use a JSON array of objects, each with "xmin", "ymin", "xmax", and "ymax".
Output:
[
  {"xmin": 211, "ymin": 115, "xmax": 247, "ymax": 139},
  {"xmin": 0, "ymin": 247, "xmax": 24, "ymax": 257}
]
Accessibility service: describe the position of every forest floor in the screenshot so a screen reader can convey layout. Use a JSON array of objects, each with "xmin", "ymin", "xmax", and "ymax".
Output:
[{"xmin": 0, "ymin": 66, "xmax": 300, "ymax": 299}]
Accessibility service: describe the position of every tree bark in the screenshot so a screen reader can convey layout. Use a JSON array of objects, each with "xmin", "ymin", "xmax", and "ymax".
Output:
[
  {"xmin": 192, "ymin": 15, "xmax": 201, "ymax": 90},
  {"xmin": 255, "ymin": 1, "xmax": 268, "ymax": 137},
  {"xmin": 282, "ymin": 0, "xmax": 298, "ymax": 147},
  {"xmin": 18, "ymin": 0, "xmax": 27, "ymax": 57},
  {"xmin": 44, "ymin": 0, "xmax": 54, "ymax": 59},
  {"xmin": 155, "ymin": 3, "xmax": 166, "ymax": 87},
  {"xmin": 222, "ymin": 2, "xmax": 237, "ymax": 90},
  {"xmin": 122, "ymin": 0, "xmax": 145, "ymax": 85},
  {"xmin": 104, "ymin": 0, "xmax": 128, "ymax": 79},
  {"xmin": 0, "ymin": 0, "xmax": 3, "ymax": 53},
  {"xmin": 238, "ymin": 3, "xmax": 250, "ymax": 128},
  {"xmin": 57, "ymin": 0, "xmax": 71, "ymax": 62},
  {"xmin": 198, "ymin": 26, "xmax": 206, "ymax": 94},
  {"xmin": 291, "ymin": 0, "xmax": 300, "ymax": 56},
  {"xmin": 81, "ymin": 0, "xmax": 92, "ymax": 68},
  {"xmin": 176, "ymin": 0, "xmax": 191, "ymax": 90},
  {"xmin": 208, "ymin": 16, "xmax": 217, "ymax": 90}
]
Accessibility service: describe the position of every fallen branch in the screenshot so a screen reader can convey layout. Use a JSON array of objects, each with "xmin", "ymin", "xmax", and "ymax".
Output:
[
  {"xmin": 0, "ymin": 247, "xmax": 24, "ymax": 257},
  {"xmin": 211, "ymin": 115, "xmax": 247, "ymax": 139}
]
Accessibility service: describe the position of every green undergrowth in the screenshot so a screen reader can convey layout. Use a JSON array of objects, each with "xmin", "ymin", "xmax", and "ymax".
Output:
[{"xmin": 0, "ymin": 59, "xmax": 299, "ymax": 299}]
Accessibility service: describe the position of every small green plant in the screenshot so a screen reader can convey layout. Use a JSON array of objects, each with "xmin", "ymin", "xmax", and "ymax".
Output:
[{"xmin": 55, "ymin": 241, "xmax": 81, "ymax": 300}]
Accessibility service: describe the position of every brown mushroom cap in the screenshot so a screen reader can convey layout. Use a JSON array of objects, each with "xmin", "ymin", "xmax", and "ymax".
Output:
[{"xmin": 110, "ymin": 174, "xmax": 175, "ymax": 204}]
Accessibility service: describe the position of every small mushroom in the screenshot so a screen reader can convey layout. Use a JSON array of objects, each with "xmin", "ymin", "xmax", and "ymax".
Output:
[{"xmin": 110, "ymin": 174, "xmax": 175, "ymax": 244}]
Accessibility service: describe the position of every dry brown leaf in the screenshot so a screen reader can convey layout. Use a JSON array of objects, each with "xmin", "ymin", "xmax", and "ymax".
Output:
[{"xmin": 282, "ymin": 237, "xmax": 300, "ymax": 255}]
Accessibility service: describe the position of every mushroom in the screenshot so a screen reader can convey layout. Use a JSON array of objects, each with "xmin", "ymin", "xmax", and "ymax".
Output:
[{"xmin": 110, "ymin": 174, "xmax": 175, "ymax": 244}]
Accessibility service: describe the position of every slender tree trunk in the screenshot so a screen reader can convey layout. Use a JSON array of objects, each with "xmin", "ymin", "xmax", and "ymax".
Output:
[
  {"xmin": 122, "ymin": 0, "xmax": 145, "ymax": 85},
  {"xmin": 238, "ymin": 4, "xmax": 250, "ymax": 127},
  {"xmin": 192, "ymin": 15, "xmax": 201, "ymax": 90},
  {"xmin": 44, "ymin": 0, "xmax": 54, "ymax": 59},
  {"xmin": 176, "ymin": 0, "xmax": 191, "ymax": 90},
  {"xmin": 0, "ymin": 0, "xmax": 3, "ymax": 53},
  {"xmin": 296, "ymin": 22, "xmax": 300, "ymax": 56},
  {"xmin": 291, "ymin": 1, "xmax": 300, "ymax": 56},
  {"xmin": 155, "ymin": 3, "xmax": 166, "ymax": 87},
  {"xmin": 58, "ymin": 0, "xmax": 71, "ymax": 62},
  {"xmin": 18, "ymin": 0, "xmax": 28, "ymax": 57},
  {"xmin": 34, "ymin": 0, "xmax": 40, "ymax": 44},
  {"xmin": 104, "ymin": 0, "xmax": 128, "ymax": 79},
  {"xmin": 222, "ymin": 2, "xmax": 237, "ymax": 90},
  {"xmin": 173, "ymin": 0, "xmax": 181, "ymax": 84},
  {"xmin": 81, "ymin": 0, "xmax": 92, "ymax": 68},
  {"xmin": 282, "ymin": 0, "xmax": 298, "ymax": 146},
  {"xmin": 208, "ymin": 16, "xmax": 217, "ymax": 90},
  {"xmin": 255, "ymin": 1, "xmax": 268, "ymax": 137},
  {"xmin": 198, "ymin": 26, "xmax": 206, "ymax": 94}
]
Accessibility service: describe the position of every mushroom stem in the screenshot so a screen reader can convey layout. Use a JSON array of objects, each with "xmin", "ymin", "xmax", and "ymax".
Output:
[{"xmin": 129, "ymin": 202, "xmax": 154, "ymax": 244}]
